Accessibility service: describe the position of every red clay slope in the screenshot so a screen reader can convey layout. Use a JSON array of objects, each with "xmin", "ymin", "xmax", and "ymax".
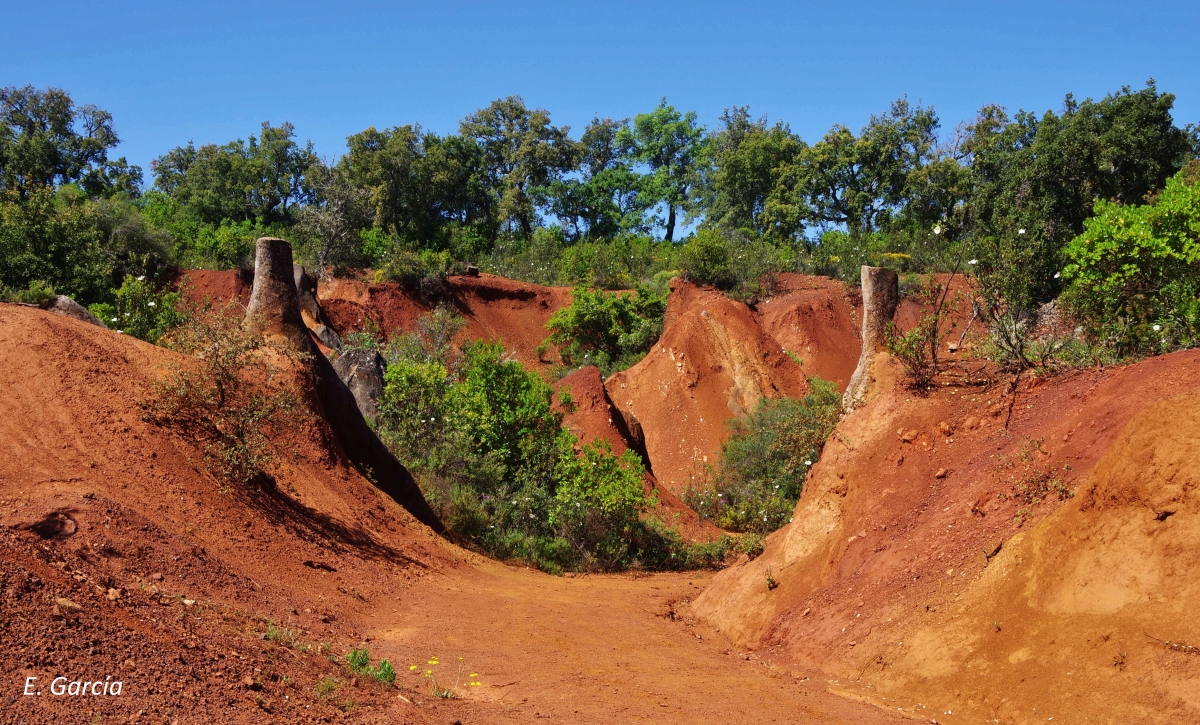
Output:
[
  {"xmin": 752, "ymin": 273, "xmax": 863, "ymax": 390},
  {"xmin": 0, "ymin": 303, "xmax": 463, "ymax": 724},
  {"xmin": 604, "ymin": 279, "xmax": 810, "ymax": 495},
  {"xmin": 554, "ymin": 366, "xmax": 722, "ymax": 540},
  {"xmin": 318, "ymin": 273, "xmax": 572, "ymax": 373},
  {"xmin": 692, "ymin": 349, "xmax": 1200, "ymax": 724},
  {"xmin": 0, "ymin": 302, "xmax": 907, "ymax": 725}
]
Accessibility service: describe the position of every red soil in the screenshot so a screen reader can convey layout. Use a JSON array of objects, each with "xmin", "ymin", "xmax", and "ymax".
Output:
[
  {"xmin": 692, "ymin": 350, "xmax": 1200, "ymax": 724},
  {"xmin": 605, "ymin": 280, "xmax": 810, "ymax": 496},
  {"xmin": 0, "ymin": 302, "xmax": 905, "ymax": 724},
  {"xmin": 554, "ymin": 366, "xmax": 722, "ymax": 541},
  {"xmin": 179, "ymin": 269, "xmax": 252, "ymax": 307},
  {"xmin": 317, "ymin": 273, "xmax": 572, "ymax": 372},
  {"xmin": 753, "ymin": 273, "xmax": 863, "ymax": 390}
]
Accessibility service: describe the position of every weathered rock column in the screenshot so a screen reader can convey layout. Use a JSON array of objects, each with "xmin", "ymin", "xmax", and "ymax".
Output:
[
  {"xmin": 843, "ymin": 266, "xmax": 900, "ymax": 410},
  {"xmin": 245, "ymin": 237, "xmax": 444, "ymax": 533}
]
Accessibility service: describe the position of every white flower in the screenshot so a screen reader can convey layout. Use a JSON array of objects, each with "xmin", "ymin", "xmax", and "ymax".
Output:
[
  {"xmin": 968, "ymin": 259, "xmax": 978, "ymax": 265},
  {"xmin": 933, "ymin": 225, "xmax": 942, "ymax": 235},
  {"xmin": 111, "ymin": 317, "xmax": 118, "ymax": 322},
  {"xmin": 1054, "ymin": 272, "xmax": 1061, "ymax": 279},
  {"xmin": 136, "ymin": 275, "xmax": 145, "ymax": 281},
  {"xmin": 147, "ymin": 301, "xmax": 156, "ymax": 307},
  {"xmin": 1153, "ymin": 324, "xmax": 1162, "ymax": 332},
  {"xmin": 1018, "ymin": 229, "xmax": 1026, "ymax": 235},
  {"xmin": 804, "ymin": 460, "xmax": 812, "ymax": 466}
]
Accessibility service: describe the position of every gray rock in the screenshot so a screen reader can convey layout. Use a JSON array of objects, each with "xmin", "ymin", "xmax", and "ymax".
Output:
[
  {"xmin": 312, "ymin": 323, "xmax": 343, "ymax": 351},
  {"xmin": 47, "ymin": 295, "xmax": 106, "ymax": 328},
  {"xmin": 293, "ymin": 264, "xmax": 342, "ymax": 350},
  {"xmin": 332, "ymin": 349, "xmax": 387, "ymax": 421}
]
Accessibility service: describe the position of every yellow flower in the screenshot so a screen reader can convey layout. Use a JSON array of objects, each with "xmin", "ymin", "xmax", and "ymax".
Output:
[
  {"xmin": 409, "ymin": 665, "xmax": 418, "ymax": 671},
  {"xmin": 428, "ymin": 657, "xmax": 439, "ymax": 665},
  {"xmin": 469, "ymin": 673, "xmax": 478, "ymax": 678},
  {"xmin": 425, "ymin": 670, "xmax": 432, "ymax": 676}
]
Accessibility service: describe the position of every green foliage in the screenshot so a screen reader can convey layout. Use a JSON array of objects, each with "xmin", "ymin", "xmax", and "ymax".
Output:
[
  {"xmin": 0, "ymin": 85, "xmax": 142, "ymax": 198},
  {"xmin": 378, "ymin": 310, "xmax": 707, "ymax": 572},
  {"xmin": 544, "ymin": 286, "xmax": 666, "ymax": 375},
  {"xmin": 686, "ymin": 378, "xmax": 841, "ymax": 534},
  {"xmin": 459, "ymin": 96, "xmax": 578, "ymax": 239},
  {"xmin": 619, "ymin": 98, "xmax": 708, "ymax": 242},
  {"xmin": 677, "ymin": 228, "xmax": 798, "ymax": 299},
  {"xmin": 143, "ymin": 302, "xmax": 306, "ymax": 488},
  {"xmin": 1061, "ymin": 166, "xmax": 1200, "ymax": 355},
  {"xmin": 344, "ymin": 647, "xmax": 395, "ymax": 683},
  {"xmin": 0, "ymin": 279, "xmax": 56, "ymax": 305},
  {"xmin": 88, "ymin": 274, "xmax": 183, "ymax": 343},
  {"xmin": 552, "ymin": 439, "xmax": 651, "ymax": 568},
  {"xmin": 151, "ymin": 122, "xmax": 316, "ymax": 225}
]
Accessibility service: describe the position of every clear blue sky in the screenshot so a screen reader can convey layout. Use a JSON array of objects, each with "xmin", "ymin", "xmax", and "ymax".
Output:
[{"xmin": 3, "ymin": 0, "xmax": 1197, "ymax": 177}]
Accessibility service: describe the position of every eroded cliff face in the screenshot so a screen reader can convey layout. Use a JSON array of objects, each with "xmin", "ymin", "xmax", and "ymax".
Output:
[
  {"xmin": 604, "ymin": 280, "xmax": 810, "ymax": 495},
  {"xmin": 691, "ymin": 349, "xmax": 1200, "ymax": 724}
]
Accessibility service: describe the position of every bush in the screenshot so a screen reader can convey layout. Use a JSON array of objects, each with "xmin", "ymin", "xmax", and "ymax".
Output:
[
  {"xmin": 1061, "ymin": 167, "xmax": 1200, "ymax": 356},
  {"xmin": 0, "ymin": 279, "xmax": 57, "ymax": 306},
  {"xmin": 88, "ymin": 274, "xmax": 183, "ymax": 343},
  {"xmin": 543, "ymin": 285, "xmax": 666, "ymax": 375},
  {"xmin": 142, "ymin": 301, "xmax": 307, "ymax": 488},
  {"xmin": 377, "ymin": 309, "xmax": 707, "ymax": 572},
  {"xmin": 685, "ymin": 377, "xmax": 841, "ymax": 534},
  {"xmin": 552, "ymin": 439, "xmax": 651, "ymax": 568},
  {"xmin": 678, "ymin": 228, "xmax": 799, "ymax": 300}
]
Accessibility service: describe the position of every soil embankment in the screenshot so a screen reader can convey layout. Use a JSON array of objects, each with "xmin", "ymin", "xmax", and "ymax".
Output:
[
  {"xmin": 0, "ymin": 302, "xmax": 904, "ymax": 724},
  {"xmin": 604, "ymin": 280, "xmax": 810, "ymax": 495},
  {"xmin": 318, "ymin": 273, "xmax": 573, "ymax": 373},
  {"xmin": 692, "ymin": 349, "xmax": 1200, "ymax": 724}
]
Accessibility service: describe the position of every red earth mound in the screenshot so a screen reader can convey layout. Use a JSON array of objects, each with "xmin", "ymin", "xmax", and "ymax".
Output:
[
  {"xmin": 554, "ymin": 366, "xmax": 722, "ymax": 541},
  {"xmin": 317, "ymin": 273, "xmax": 572, "ymax": 372},
  {"xmin": 692, "ymin": 349, "xmax": 1200, "ymax": 724},
  {"xmin": 0, "ymin": 302, "xmax": 908, "ymax": 725},
  {"xmin": 605, "ymin": 279, "xmax": 810, "ymax": 496},
  {"xmin": 753, "ymin": 273, "xmax": 863, "ymax": 390},
  {"xmin": 179, "ymin": 269, "xmax": 252, "ymax": 307}
]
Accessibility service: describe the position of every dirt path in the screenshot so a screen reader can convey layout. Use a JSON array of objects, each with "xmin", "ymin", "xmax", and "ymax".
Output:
[{"xmin": 368, "ymin": 563, "xmax": 907, "ymax": 724}]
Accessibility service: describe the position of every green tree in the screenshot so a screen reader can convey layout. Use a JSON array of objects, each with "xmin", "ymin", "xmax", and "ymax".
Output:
[
  {"xmin": 460, "ymin": 97, "xmax": 577, "ymax": 239},
  {"xmin": 544, "ymin": 117, "xmax": 655, "ymax": 240},
  {"xmin": 151, "ymin": 122, "xmax": 317, "ymax": 224},
  {"xmin": 342, "ymin": 125, "xmax": 492, "ymax": 252},
  {"xmin": 701, "ymin": 106, "xmax": 806, "ymax": 241},
  {"xmin": 0, "ymin": 85, "xmax": 142, "ymax": 198},
  {"xmin": 619, "ymin": 99, "xmax": 707, "ymax": 242},
  {"xmin": 787, "ymin": 98, "xmax": 947, "ymax": 235},
  {"xmin": 964, "ymin": 83, "xmax": 1193, "ymax": 306}
]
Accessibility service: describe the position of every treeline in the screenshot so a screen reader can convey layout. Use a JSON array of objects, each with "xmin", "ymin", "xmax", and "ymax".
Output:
[{"xmin": 2, "ymin": 82, "xmax": 1198, "ymax": 351}]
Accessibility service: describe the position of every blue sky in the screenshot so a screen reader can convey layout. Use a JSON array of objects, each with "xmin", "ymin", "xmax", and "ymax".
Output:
[{"xmin": 3, "ymin": 0, "xmax": 1197, "ymax": 177}]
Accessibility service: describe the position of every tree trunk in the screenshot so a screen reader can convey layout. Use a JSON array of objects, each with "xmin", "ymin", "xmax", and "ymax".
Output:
[
  {"xmin": 244, "ymin": 237, "xmax": 445, "ymax": 533},
  {"xmin": 665, "ymin": 204, "xmax": 676, "ymax": 242},
  {"xmin": 843, "ymin": 265, "xmax": 900, "ymax": 410}
]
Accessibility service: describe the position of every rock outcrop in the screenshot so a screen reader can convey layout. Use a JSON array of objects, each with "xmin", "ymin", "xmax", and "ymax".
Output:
[
  {"xmin": 46, "ymin": 295, "xmax": 106, "ymax": 328},
  {"xmin": 842, "ymin": 266, "xmax": 899, "ymax": 410},
  {"xmin": 245, "ymin": 237, "xmax": 442, "ymax": 533},
  {"xmin": 332, "ymin": 349, "xmax": 387, "ymax": 421}
]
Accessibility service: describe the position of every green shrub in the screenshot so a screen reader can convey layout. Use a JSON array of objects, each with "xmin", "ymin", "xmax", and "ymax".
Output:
[
  {"xmin": 0, "ymin": 279, "xmax": 57, "ymax": 306},
  {"xmin": 1061, "ymin": 167, "xmax": 1200, "ymax": 356},
  {"xmin": 544, "ymin": 286, "xmax": 666, "ymax": 375},
  {"xmin": 686, "ymin": 377, "xmax": 841, "ymax": 534},
  {"xmin": 377, "ymin": 309, "xmax": 707, "ymax": 572},
  {"xmin": 552, "ymin": 439, "xmax": 651, "ymax": 568},
  {"xmin": 88, "ymin": 274, "xmax": 183, "ymax": 343},
  {"xmin": 142, "ymin": 301, "xmax": 306, "ymax": 488},
  {"xmin": 678, "ymin": 229, "xmax": 733, "ymax": 287}
]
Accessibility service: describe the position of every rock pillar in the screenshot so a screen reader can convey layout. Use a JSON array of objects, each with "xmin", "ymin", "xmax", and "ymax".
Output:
[
  {"xmin": 843, "ymin": 266, "xmax": 900, "ymax": 410},
  {"xmin": 245, "ymin": 237, "xmax": 444, "ymax": 533}
]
